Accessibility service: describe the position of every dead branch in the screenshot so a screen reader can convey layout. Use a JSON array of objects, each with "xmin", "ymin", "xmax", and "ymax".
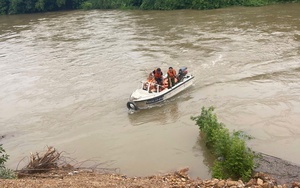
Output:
[
  {"xmin": 17, "ymin": 146, "xmax": 119, "ymax": 175},
  {"xmin": 20, "ymin": 146, "xmax": 61, "ymax": 174}
]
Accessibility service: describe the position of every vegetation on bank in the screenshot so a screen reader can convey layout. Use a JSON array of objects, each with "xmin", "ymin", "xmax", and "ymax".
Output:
[
  {"xmin": 0, "ymin": 144, "xmax": 16, "ymax": 179},
  {"xmin": 0, "ymin": 0, "xmax": 299, "ymax": 15},
  {"xmin": 191, "ymin": 107, "xmax": 256, "ymax": 181}
]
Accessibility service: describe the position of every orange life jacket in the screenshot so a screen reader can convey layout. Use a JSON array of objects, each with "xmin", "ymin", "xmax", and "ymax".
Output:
[
  {"xmin": 154, "ymin": 69, "xmax": 162, "ymax": 79},
  {"xmin": 167, "ymin": 69, "xmax": 176, "ymax": 78}
]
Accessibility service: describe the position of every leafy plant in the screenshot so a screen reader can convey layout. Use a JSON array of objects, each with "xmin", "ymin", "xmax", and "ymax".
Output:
[
  {"xmin": 0, "ymin": 167, "xmax": 16, "ymax": 179},
  {"xmin": 0, "ymin": 144, "xmax": 9, "ymax": 168},
  {"xmin": 0, "ymin": 144, "xmax": 16, "ymax": 179},
  {"xmin": 191, "ymin": 106, "xmax": 255, "ymax": 181},
  {"xmin": 81, "ymin": 1, "xmax": 93, "ymax": 9},
  {"xmin": 243, "ymin": 0, "xmax": 268, "ymax": 6}
]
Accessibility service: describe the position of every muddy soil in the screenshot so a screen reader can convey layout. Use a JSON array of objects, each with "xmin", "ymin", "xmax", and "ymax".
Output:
[{"xmin": 254, "ymin": 153, "xmax": 300, "ymax": 186}]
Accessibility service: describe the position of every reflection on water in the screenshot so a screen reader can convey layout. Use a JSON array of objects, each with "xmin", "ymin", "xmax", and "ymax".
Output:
[
  {"xmin": 128, "ymin": 99, "xmax": 180, "ymax": 126},
  {"xmin": 193, "ymin": 133, "xmax": 215, "ymax": 167},
  {"xmin": 1, "ymin": 3, "xmax": 300, "ymax": 178},
  {"xmin": 127, "ymin": 88, "xmax": 195, "ymax": 126}
]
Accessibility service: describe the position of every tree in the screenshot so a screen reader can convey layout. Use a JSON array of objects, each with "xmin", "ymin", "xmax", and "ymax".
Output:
[
  {"xmin": 35, "ymin": 0, "xmax": 58, "ymax": 12},
  {"xmin": 0, "ymin": 0, "xmax": 9, "ymax": 14},
  {"xmin": 24, "ymin": 0, "xmax": 37, "ymax": 13},
  {"xmin": 8, "ymin": 0, "xmax": 25, "ymax": 14}
]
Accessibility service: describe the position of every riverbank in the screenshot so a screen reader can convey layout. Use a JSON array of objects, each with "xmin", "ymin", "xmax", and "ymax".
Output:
[
  {"xmin": 1, "ymin": 154, "xmax": 300, "ymax": 188},
  {"xmin": 2, "ymin": 0, "xmax": 300, "ymax": 15},
  {"xmin": 254, "ymin": 153, "xmax": 300, "ymax": 186},
  {"xmin": 0, "ymin": 167, "xmax": 299, "ymax": 188}
]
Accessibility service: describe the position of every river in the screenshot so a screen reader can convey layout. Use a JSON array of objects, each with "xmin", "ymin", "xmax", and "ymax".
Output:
[{"xmin": 0, "ymin": 3, "xmax": 299, "ymax": 179}]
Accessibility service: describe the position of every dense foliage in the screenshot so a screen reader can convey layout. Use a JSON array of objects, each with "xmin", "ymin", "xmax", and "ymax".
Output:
[
  {"xmin": 191, "ymin": 107, "xmax": 255, "ymax": 181},
  {"xmin": 0, "ymin": 0, "xmax": 85, "ymax": 14},
  {"xmin": 0, "ymin": 144, "xmax": 16, "ymax": 179},
  {"xmin": 0, "ymin": 0, "xmax": 299, "ymax": 14}
]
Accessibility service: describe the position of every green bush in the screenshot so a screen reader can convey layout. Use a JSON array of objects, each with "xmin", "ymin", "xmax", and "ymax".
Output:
[
  {"xmin": 243, "ymin": 0, "xmax": 268, "ymax": 6},
  {"xmin": 191, "ymin": 107, "xmax": 255, "ymax": 181},
  {"xmin": 140, "ymin": 0, "xmax": 156, "ymax": 9},
  {"xmin": 0, "ymin": 144, "xmax": 16, "ymax": 179},
  {"xmin": 81, "ymin": 1, "xmax": 93, "ymax": 9},
  {"xmin": 0, "ymin": 167, "xmax": 16, "ymax": 179},
  {"xmin": 0, "ymin": 144, "xmax": 8, "ymax": 168}
]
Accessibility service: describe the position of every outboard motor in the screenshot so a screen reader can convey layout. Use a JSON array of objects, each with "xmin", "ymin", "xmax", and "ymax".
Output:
[{"xmin": 177, "ymin": 66, "xmax": 188, "ymax": 82}]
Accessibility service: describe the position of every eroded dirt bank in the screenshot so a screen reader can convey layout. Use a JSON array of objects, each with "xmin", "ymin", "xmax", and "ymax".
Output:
[
  {"xmin": 1, "ymin": 168, "xmax": 299, "ymax": 188},
  {"xmin": 1, "ymin": 154, "xmax": 300, "ymax": 188}
]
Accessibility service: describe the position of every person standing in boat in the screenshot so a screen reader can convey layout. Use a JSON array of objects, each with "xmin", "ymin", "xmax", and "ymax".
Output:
[
  {"xmin": 167, "ymin": 67, "xmax": 176, "ymax": 89},
  {"xmin": 151, "ymin": 68, "xmax": 163, "ymax": 86}
]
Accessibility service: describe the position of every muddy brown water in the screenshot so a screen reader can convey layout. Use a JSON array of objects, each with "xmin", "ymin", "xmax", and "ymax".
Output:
[{"xmin": 1, "ymin": 4, "xmax": 300, "ymax": 179}]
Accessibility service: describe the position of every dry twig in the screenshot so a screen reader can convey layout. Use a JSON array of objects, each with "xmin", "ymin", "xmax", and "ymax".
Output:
[{"xmin": 20, "ymin": 146, "xmax": 61, "ymax": 174}]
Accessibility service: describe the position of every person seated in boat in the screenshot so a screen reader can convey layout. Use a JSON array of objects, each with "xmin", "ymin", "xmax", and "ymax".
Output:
[
  {"xmin": 150, "ymin": 82, "xmax": 157, "ymax": 93},
  {"xmin": 167, "ymin": 67, "xmax": 177, "ymax": 89},
  {"xmin": 147, "ymin": 71, "xmax": 155, "ymax": 82},
  {"xmin": 143, "ymin": 82, "xmax": 149, "ymax": 90},
  {"xmin": 151, "ymin": 68, "xmax": 163, "ymax": 86}
]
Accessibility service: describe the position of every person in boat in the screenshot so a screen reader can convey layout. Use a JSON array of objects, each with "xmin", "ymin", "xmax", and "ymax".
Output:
[
  {"xmin": 151, "ymin": 68, "xmax": 163, "ymax": 86},
  {"xmin": 147, "ymin": 71, "xmax": 154, "ymax": 82},
  {"xmin": 167, "ymin": 67, "xmax": 177, "ymax": 89}
]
